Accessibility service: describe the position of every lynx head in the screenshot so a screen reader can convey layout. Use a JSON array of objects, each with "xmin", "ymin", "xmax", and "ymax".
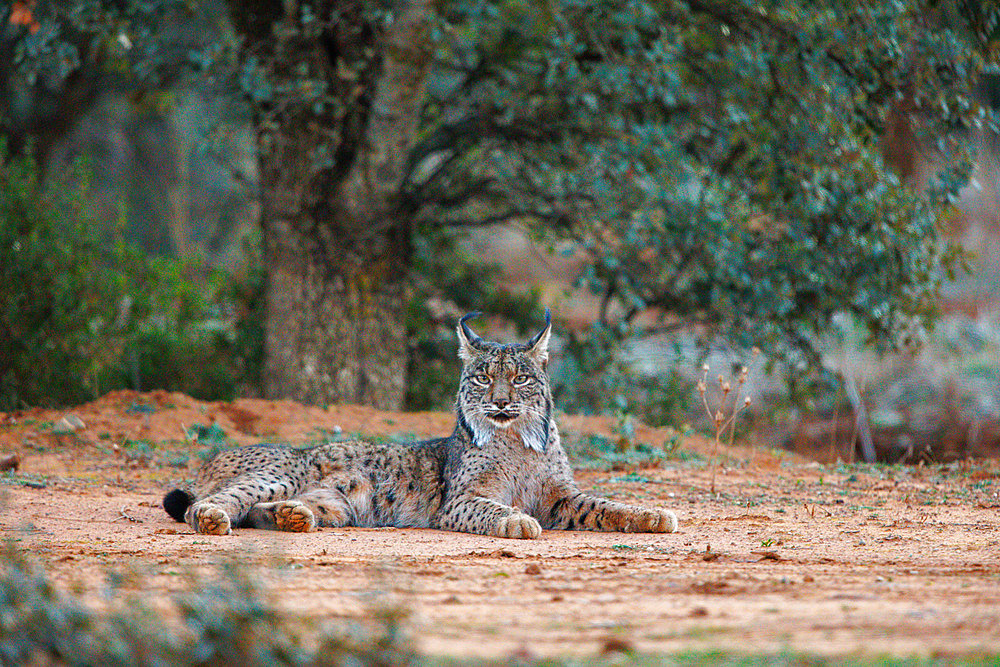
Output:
[{"xmin": 455, "ymin": 310, "xmax": 553, "ymax": 452}]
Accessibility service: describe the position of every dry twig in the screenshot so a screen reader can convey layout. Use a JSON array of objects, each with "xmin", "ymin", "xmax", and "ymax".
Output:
[{"xmin": 698, "ymin": 348, "xmax": 759, "ymax": 494}]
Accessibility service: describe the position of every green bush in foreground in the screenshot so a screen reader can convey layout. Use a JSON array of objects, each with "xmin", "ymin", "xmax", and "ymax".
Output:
[{"xmin": 0, "ymin": 543, "xmax": 412, "ymax": 666}]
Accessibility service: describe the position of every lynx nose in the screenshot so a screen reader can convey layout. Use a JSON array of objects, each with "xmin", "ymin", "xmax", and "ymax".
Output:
[{"xmin": 493, "ymin": 398, "xmax": 510, "ymax": 409}]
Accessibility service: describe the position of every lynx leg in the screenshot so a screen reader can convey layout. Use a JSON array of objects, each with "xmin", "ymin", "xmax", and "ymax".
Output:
[
  {"xmin": 438, "ymin": 496, "xmax": 542, "ymax": 539},
  {"xmin": 185, "ymin": 474, "xmax": 303, "ymax": 534},
  {"xmin": 186, "ymin": 504, "xmax": 232, "ymax": 535},
  {"xmin": 287, "ymin": 488, "xmax": 353, "ymax": 527},
  {"xmin": 493, "ymin": 509, "xmax": 542, "ymax": 539},
  {"xmin": 545, "ymin": 490, "xmax": 678, "ymax": 533},
  {"xmin": 244, "ymin": 500, "xmax": 317, "ymax": 532}
]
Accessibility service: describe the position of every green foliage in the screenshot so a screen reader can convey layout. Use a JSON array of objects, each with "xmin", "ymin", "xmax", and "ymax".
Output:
[
  {"xmin": 421, "ymin": 0, "xmax": 991, "ymax": 375},
  {"xmin": 2, "ymin": 0, "xmax": 213, "ymax": 139},
  {"xmin": 939, "ymin": 0, "xmax": 1000, "ymax": 60},
  {"xmin": 549, "ymin": 324, "xmax": 626, "ymax": 416},
  {"xmin": 0, "ymin": 542, "xmax": 414, "ymax": 666},
  {"xmin": 6, "ymin": 0, "xmax": 998, "ymax": 414},
  {"xmin": 563, "ymin": 432, "xmax": 690, "ymax": 470},
  {"xmin": 0, "ymin": 141, "xmax": 123, "ymax": 409},
  {"xmin": 549, "ymin": 323, "xmax": 694, "ymax": 424},
  {"xmin": 188, "ymin": 422, "xmax": 232, "ymax": 462},
  {"xmin": 187, "ymin": 422, "xmax": 230, "ymax": 448},
  {"xmin": 104, "ymin": 252, "xmax": 265, "ymax": 401},
  {"xmin": 0, "ymin": 144, "xmax": 264, "ymax": 410}
]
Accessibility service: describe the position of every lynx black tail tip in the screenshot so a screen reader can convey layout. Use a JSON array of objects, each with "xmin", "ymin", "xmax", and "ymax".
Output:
[{"xmin": 163, "ymin": 489, "xmax": 194, "ymax": 523}]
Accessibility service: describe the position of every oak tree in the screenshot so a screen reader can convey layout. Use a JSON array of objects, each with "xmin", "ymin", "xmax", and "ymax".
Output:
[{"xmin": 4, "ymin": 0, "xmax": 997, "ymax": 410}]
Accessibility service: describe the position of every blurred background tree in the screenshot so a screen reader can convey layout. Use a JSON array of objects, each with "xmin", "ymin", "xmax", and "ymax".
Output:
[
  {"xmin": 206, "ymin": 0, "xmax": 996, "ymax": 410},
  {"xmin": 2, "ymin": 0, "xmax": 998, "ymax": 421}
]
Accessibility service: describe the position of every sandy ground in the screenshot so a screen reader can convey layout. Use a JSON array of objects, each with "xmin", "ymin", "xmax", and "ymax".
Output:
[{"xmin": 2, "ymin": 390, "xmax": 1000, "ymax": 660}]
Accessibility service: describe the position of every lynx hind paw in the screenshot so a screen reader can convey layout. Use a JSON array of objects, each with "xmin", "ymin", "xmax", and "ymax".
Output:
[
  {"xmin": 273, "ymin": 501, "xmax": 316, "ymax": 533},
  {"xmin": 493, "ymin": 511, "xmax": 542, "ymax": 539},
  {"xmin": 628, "ymin": 508, "xmax": 678, "ymax": 533},
  {"xmin": 189, "ymin": 504, "xmax": 232, "ymax": 535}
]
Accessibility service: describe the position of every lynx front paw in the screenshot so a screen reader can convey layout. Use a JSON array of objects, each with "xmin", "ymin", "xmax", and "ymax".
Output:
[
  {"xmin": 626, "ymin": 508, "xmax": 678, "ymax": 533},
  {"xmin": 493, "ymin": 511, "xmax": 542, "ymax": 539},
  {"xmin": 273, "ymin": 501, "xmax": 316, "ymax": 533},
  {"xmin": 188, "ymin": 504, "xmax": 232, "ymax": 535}
]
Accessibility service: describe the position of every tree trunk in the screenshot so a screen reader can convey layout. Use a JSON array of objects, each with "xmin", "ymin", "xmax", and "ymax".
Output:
[
  {"xmin": 262, "ymin": 208, "xmax": 409, "ymax": 408},
  {"xmin": 230, "ymin": 0, "xmax": 434, "ymax": 409},
  {"xmin": 253, "ymin": 80, "xmax": 414, "ymax": 409}
]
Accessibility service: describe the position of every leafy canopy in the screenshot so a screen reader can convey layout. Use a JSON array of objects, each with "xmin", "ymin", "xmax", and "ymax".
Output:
[{"xmin": 412, "ymin": 0, "xmax": 993, "ymax": 372}]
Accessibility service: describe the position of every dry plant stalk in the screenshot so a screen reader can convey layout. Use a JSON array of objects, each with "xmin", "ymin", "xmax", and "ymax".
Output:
[{"xmin": 698, "ymin": 348, "xmax": 759, "ymax": 494}]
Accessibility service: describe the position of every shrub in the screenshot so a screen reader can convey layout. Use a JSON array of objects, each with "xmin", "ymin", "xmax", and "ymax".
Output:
[
  {"xmin": 0, "ymin": 142, "xmax": 264, "ymax": 410},
  {"xmin": 100, "ymin": 251, "xmax": 265, "ymax": 402},
  {"xmin": 0, "ymin": 141, "xmax": 125, "ymax": 409},
  {"xmin": 0, "ymin": 542, "xmax": 414, "ymax": 666}
]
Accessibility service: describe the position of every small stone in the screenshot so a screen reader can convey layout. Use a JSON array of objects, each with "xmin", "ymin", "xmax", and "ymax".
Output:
[
  {"xmin": 600, "ymin": 637, "xmax": 634, "ymax": 655},
  {"xmin": 488, "ymin": 548, "xmax": 518, "ymax": 558},
  {"xmin": 525, "ymin": 562, "xmax": 542, "ymax": 575},
  {"xmin": 52, "ymin": 414, "xmax": 85, "ymax": 434}
]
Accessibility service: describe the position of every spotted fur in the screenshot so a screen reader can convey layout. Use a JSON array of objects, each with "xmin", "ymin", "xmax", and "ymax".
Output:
[{"xmin": 163, "ymin": 311, "xmax": 679, "ymax": 538}]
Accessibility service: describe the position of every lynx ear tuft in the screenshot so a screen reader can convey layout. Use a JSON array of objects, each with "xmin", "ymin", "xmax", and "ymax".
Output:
[
  {"xmin": 525, "ymin": 308, "xmax": 552, "ymax": 367},
  {"xmin": 457, "ymin": 311, "xmax": 485, "ymax": 363}
]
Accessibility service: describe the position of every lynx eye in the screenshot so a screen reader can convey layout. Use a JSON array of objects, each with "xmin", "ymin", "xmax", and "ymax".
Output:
[
  {"xmin": 472, "ymin": 373, "xmax": 492, "ymax": 386},
  {"xmin": 512, "ymin": 374, "xmax": 531, "ymax": 386}
]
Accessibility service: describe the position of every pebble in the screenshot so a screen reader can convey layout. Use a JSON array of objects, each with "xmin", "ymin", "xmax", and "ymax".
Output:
[{"xmin": 52, "ymin": 414, "xmax": 86, "ymax": 433}]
